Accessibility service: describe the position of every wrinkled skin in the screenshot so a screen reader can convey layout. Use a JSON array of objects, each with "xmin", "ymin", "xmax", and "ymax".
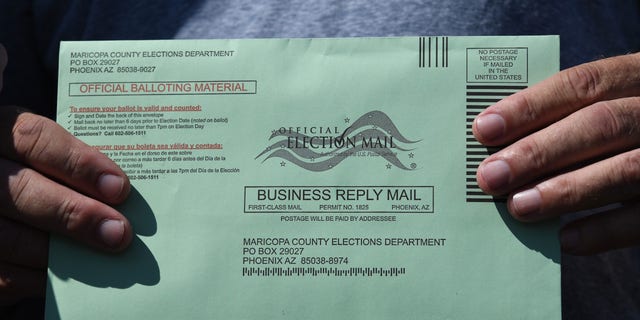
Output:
[
  {"xmin": 474, "ymin": 52, "xmax": 640, "ymax": 255},
  {"xmin": 0, "ymin": 44, "xmax": 132, "ymax": 305}
]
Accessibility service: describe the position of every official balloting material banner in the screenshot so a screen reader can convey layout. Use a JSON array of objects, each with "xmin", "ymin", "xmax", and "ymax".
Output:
[{"xmin": 47, "ymin": 36, "xmax": 560, "ymax": 319}]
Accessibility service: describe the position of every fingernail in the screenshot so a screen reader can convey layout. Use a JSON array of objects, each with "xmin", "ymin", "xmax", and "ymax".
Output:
[
  {"xmin": 560, "ymin": 228, "xmax": 580, "ymax": 253},
  {"xmin": 99, "ymin": 219, "xmax": 125, "ymax": 248},
  {"xmin": 98, "ymin": 174, "xmax": 124, "ymax": 200},
  {"xmin": 511, "ymin": 188, "xmax": 542, "ymax": 217},
  {"xmin": 475, "ymin": 113, "xmax": 506, "ymax": 142},
  {"xmin": 479, "ymin": 160, "xmax": 511, "ymax": 191}
]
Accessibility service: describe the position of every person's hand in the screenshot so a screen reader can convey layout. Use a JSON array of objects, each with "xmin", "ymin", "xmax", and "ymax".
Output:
[
  {"xmin": 473, "ymin": 52, "xmax": 640, "ymax": 255},
  {"xmin": 0, "ymin": 44, "xmax": 133, "ymax": 305}
]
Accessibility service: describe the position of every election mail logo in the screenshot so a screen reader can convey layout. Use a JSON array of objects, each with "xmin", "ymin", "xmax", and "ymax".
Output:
[{"xmin": 256, "ymin": 110, "xmax": 419, "ymax": 171}]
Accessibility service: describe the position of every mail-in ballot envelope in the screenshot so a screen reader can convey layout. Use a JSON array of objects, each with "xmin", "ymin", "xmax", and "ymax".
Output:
[{"xmin": 47, "ymin": 36, "xmax": 560, "ymax": 319}]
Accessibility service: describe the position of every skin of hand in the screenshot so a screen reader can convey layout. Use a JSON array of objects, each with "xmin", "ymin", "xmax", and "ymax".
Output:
[
  {"xmin": 0, "ymin": 44, "xmax": 132, "ymax": 305},
  {"xmin": 473, "ymin": 52, "xmax": 640, "ymax": 256}
]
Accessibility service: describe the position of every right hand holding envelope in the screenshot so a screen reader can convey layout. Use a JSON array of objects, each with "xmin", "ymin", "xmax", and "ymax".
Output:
[
  {"xmin": 473, "ymin": 52, "xmax": 640, "ymax": 255},
  {"xmin": 0, "ymin": 44, "xmax": 132, "ymax": 305}
]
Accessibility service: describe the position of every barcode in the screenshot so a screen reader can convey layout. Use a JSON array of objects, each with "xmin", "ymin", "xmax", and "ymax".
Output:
[
  {"xmin": 242, "ymin": 267, "xmax": 406, "ymax": 277},
  {"xmin": 465, "ymin": 85, "xmax": 527, "ymax": 202},
  {"xmin": 418, "ymin": 37, "xmax": 448, "ymax": 68}
]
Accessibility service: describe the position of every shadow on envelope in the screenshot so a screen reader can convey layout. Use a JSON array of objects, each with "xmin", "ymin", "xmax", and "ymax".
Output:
[
  {"xmin": 45, "ymin": 278, "xmax": 60, "ymax": 320},
  {"xmin": 47, "ymin": 186, "xmax": 160, "ymax": 296},
  {"xmin": 494, "ymin": 201, "xmax": 561, "ymax": 264}
]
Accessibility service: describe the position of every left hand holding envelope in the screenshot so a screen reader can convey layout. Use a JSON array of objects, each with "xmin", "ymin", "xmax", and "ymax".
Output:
[{"xmin": 0, "ymin": 43, "xmax": 133, "ymax": 306}]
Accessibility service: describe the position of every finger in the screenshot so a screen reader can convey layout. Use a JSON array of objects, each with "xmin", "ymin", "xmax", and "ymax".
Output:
[
  {"xmin": 0, "ymin": 108, "xmax": 130, "ymax": 205},
  {"xmin": 560, "ymin": 203, "xmax": 640, "ymax": 255},
  {"xmin": 0, "ymin": 158, "xmax": 132, "ymax": 252},
  {"xmin": 505, "ymin": 148, "xmax": 640, "ymax": 221},
  {"xmin": 476, "ymin": 97, "xmax": 640, "ymax": 195},
  {"xmin": 0, "ymin": 262, "xmax": 46, "ymax": 306},
  {"xmin": 0, "ymin": 217, "xmax": 48, "ymax": 269},
  {"xmin": 473, "ymin": 52, "xmax": 640, "ymax": 146}
]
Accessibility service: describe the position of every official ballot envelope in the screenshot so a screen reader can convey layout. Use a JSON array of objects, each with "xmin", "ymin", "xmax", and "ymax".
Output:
[{"xmin": 47, "ymin": 36, "xmax": 560, "ymax": 319}]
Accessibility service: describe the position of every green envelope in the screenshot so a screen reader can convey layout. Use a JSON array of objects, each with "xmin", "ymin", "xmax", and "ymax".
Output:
[{"xmin": 48, "ymin": 36, "xmax": 560, "ymax": 319}]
